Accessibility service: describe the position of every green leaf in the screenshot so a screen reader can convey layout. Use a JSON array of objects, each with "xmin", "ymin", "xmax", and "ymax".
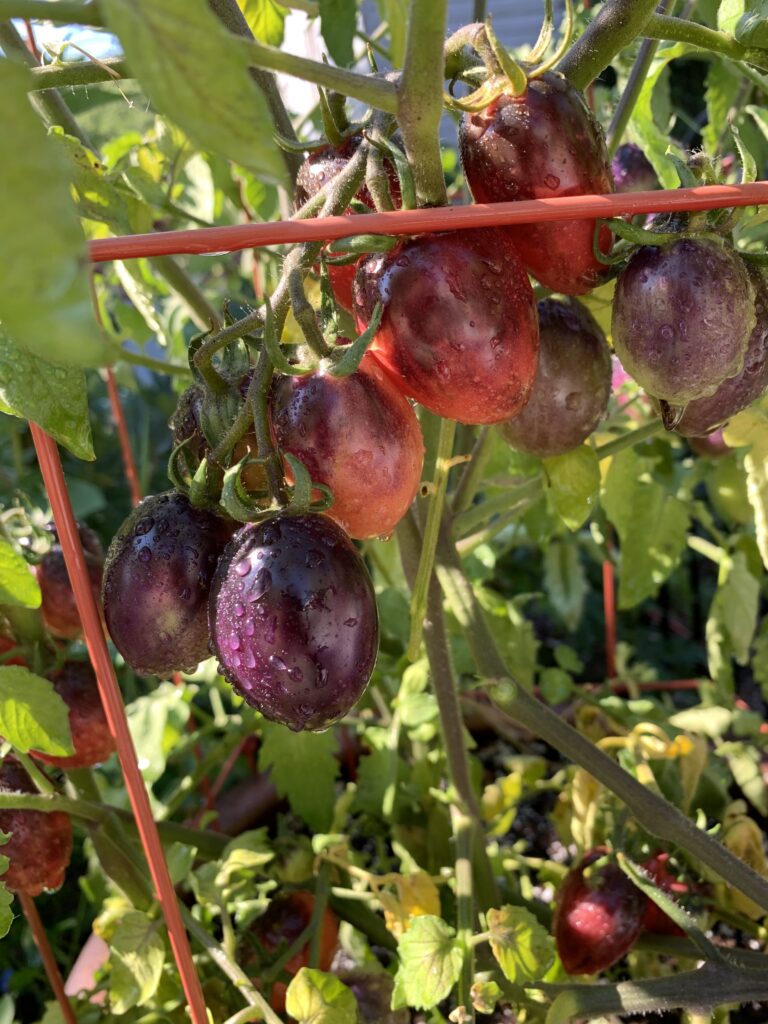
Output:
[
  {"xmin": 319, "ymin": 0, "xmax": 356, "ymax": 66},
  {"xmin": 720, "ymin": 0, "xmax": 746, "ymax": 33},
  {"xmin": 602, "ymin": 448, "xmax": 689, "ymax": 609},
  {"xmin": 0, "ymin": 62, "xmax": 105, "ymax": 367},
  {"xmin": 708, "ymin": 552, "xmax": 760, "ymax": 667},
  {"xmin": 285, "ymin": 968, "xmax": 358, "ymax": 1024},
  {"xmin": 487, "ymin": 904, "xmax": 555, "ymax": 984},
  {"xmin": 376, "ymin": 0, "xmax": 408, "ymax": 66},
  {"xmin": 393, "ymin": 916, "xmax": 463, "ymax": 1010},
  {"xmin": 724, "ymin": 409, "xmax": 768, "ymax": 569},
  {"xmin": 0, "ymin": 326, "xmax": 94, "ymax": 461},
  {"xmin": 126, "ymin": 682, "xmax": 191, "ymax": 783},
  {"xmin": 543, "ymin": 540, "xmax": 586, "ymax": 632},
  {"xmin": 0, "ymin": 538, "xmax": 40, "ymax": 609},
  {"xmin": 629, "ymin": 43, "xmax": 691, "ymax": 189},
  {"xmin": 703, "ymin": 61, "xmax": 743, "ymax": 156},
  {"xmin": 108, "ymin": 910, "xmax": 165, "ymax": 1014},
  {"xmin": 103, "ymin": 0, "xmax": 287, "ymax": 184},
  {"xmin": 238, "ymin": 0, "xmax": 288, "ymax": 45},
  {"xmin": 544, "ymin": 446, "xmax": 600, "ymax": 531},
  {"xmin": 258, "ymin": 723, "xmax": 339, "ymax": 832},
  {"xmin": 0, "ymin": 881, "xmax": 11, "ymax": 941},
  {"xmin": 0, "ymin": 667, "xmax": 72, "ymax": 756}
]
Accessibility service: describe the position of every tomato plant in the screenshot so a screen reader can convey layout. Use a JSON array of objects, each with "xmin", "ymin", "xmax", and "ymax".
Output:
[{"xmin": 1, "ymin": 2, "xmax": 768, "ymax": 1023}]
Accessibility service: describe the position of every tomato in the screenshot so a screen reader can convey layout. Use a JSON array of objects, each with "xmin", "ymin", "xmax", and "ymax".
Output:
[
  {"xmin": 459, "ymin": 71, "xmax": 613, "ymax": 295},
  {"xmin": 249, "ymin": 890, "xmax": 338, "ymax": 1012},
  {"xmin": 554, "ymin": 847, "xmax": 646, "ymax": 974},
  {"xmin": 209, "ymin": 514, "xmax": 379, "ymax": 732},
  {"xmin": 327, "ymin": 258, "xmax": 358, "ymax": 313},
  {"xmin": 642, "ymin": 853, "xmax": 687, "ymax": 936},
  {"xmin": 36, "ymin": 523, "xmax": 103, "ymax": 640},
  {"xmin": 0, "ymin": 633, "xmax": 26, "ymax": 667},
  {"xmin": 611, "ymin": 143, "xmax": 660, "ymax": 194},
  {"xmin": 352, "ymin": 228, "xmax": 539, "ymax": 424},
  {"xmin": 31, "ymin": 662, "xmax": 115, "ymax": 770},
  {"xmin": 295, "ymin": 135, "xmax": 400, "ymax": 210},
  {"xmin": 0, "ymin": 758, "xmax": 73, "ymax": 895},
  {"xmin": 270, "ymin": 352, "xmax": 424, "ymax": 540}
]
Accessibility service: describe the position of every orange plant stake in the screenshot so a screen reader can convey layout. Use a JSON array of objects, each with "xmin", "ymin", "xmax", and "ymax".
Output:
[
  {"xmin": 104, "ymin": 368, "xmax": 142, "ymax": 508},
  {"xmin": 18, "ymin": 892, "xmax": 77, "ymax": 1024},
  {"xmin": 29, "ymin": 424, "xmax": 209, "ymax": 1024}
]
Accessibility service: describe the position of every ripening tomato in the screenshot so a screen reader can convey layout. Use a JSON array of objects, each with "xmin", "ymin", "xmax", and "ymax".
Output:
[
  {"xmin": 459, "ymin": 71, "xmax": 613, "ymax": 295},
  {"xmin": 642, "ymin": 853, "xmax": 688, "ymax": 936},
  {"xmin": 353, "ymin": 228, "xmax": 539, "ymax": 424}
]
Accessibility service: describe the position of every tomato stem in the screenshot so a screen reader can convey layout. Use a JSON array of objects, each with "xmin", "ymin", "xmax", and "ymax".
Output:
[
  {"xmin": 452, "ymin": 805, "xmax": 476, "ymax": 1017},
  {"xmin": 28, "ymin": 58, "xmax": 128, "ymax": 91},
  {"xmin": 643, "ymin": 14, "xmax": 757, "ymax": 66},
  {"xmin": 0, "ymin": 0, "xmax": 104, "ymax": 25},
  {"xmin": 556, "ymin": 0, "xmax": 661, "ymax": 92}
]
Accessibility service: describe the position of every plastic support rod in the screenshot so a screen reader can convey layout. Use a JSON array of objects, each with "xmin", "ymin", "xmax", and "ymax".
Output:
[
  {"xmin": 28, "ymin": 424, "xmax": 209, "ymax": 1024},
  {"xmin": 18, "ymin": 893, "xmax": 77, "ymax": 1024},
  {"xmin": 88, "ymin": 182, "xmax": 768, "ymax": 261}
]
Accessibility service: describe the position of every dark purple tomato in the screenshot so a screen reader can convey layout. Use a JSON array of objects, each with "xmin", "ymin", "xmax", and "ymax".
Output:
[
  {"xmin": 554, "ymin": 847, "xmax": 646, "ymax": 975},
  {"xmin": 270, "ymin": 353, "xmax": 424, "ymax": 540},
  {"xmin": 677, "ymin": 264, "xmax": 768, "ymax": 436},
  {"xmin": 209, "ymin": 514, "xmax": 378, "ymax": 732},
  {"xmin": 295, "ymin": 135, "xmax": 400, "ymax": 210},
  {"xmin": 0, "ymin": 758, "xmax": 73, "ymax": 895},
  {"xmin": 459, "ymin": 72, "xmax": 613, "ymax": 295},
  {"xmin": 102, "ymin": 492, "xmax": 233, "ymax": 677},
  {"xmin": 352, "ymin": 228, "xmax": 539, "ymax": 424},
  {"xmin": 612, "ymin": 238, "xmax": 756, "ymax": 405},
  {"xmin": 31, "ymin": 662, "xmax": 115, "ymax": 770},
  {"xmin": 611, "ymin": 143, "xmax": 660, "ymax": 194},
  {"xmin": 498, "ymin": 297, "xmax": 611, "ymax": 457},
  {"xmin": 36, "ymin": 523, "xmax": 103, "ymax": 640}
]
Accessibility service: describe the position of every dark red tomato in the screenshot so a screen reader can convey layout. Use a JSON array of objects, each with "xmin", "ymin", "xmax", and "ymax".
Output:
[
  {"xmin": 327, "ymin": 258, "xmax": 358, "ymax": 313},
  {"xmin": 352, "ymin": 228, "xmax": 539, "ymax": 424},
  {"xmin": 554, "ymin": 847, "xmax": 646, "ymax": 975},
  {"xmin": 295, "ymin": 135, "xmax": 400, "ymax": 210},
  {"xmin": 270, "ymin": 353, "xmax": 424, "ymax": 540},
  {"xmin": 209, "ymin": 514, "xmax": 378, "ymax": 732},
  {"xmin": 31, "ymin": 662, "xmax": 115, "ymax": 770},
  {"xmin": 611, "ymin": 143, "xmax": 659, "ymax": 194},
  {"xmin": 0, "ymin": 634, "xmax": 26, "ymax": 667},
  {"xmin": 36, "ymin": 523, "xmax": 103, "ymax": 640},
  {"xmin": 251, "ymin": 890, "xmax": 338, "ymax": 1011},
  {"xmin": 102, "ymin": 492, "xmax": 233, "ymax": 677},
  {"xmin": 0, "ymin": 758, "xmax": 73, "ymax": 895},
  {"xmin": 642, "ymin": 853, "xmax": 687, "ymax": 936},
  {"xmin": 459, "ymin": 71, "xmax": 613, "ymax": 295}
]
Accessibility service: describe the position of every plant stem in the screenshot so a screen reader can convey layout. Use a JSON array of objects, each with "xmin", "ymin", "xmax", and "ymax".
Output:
[
  {"xmin": 397, "ymin": 0, "xmax": 449, "ymax": 207},
  {"xmin": 607, "ymin": 0, "xmax": 677, "ymax": 154},
  {"xmin": 235, "ymin": 35, "xmax": 397, "ymax": 114},
  {"xmin": 451, "ymin": 426, "xmax": 492, "ymax": 515},
  {"xmin": 0, "ymin": 0, "xmax": 104, "ymax": 25},
  {"xmin": 29, "ymin": 58, "xmax": 128, "ymax": 91},
  {"xmin": 407, "ymin": 417, "xmax": 457, "ymax": 659},
  {"xmin": 643, "ymin": 13, "xmax": 754, "ymax": 63},
  {"xmin": 454, "ymin": 476, "xmax": 543, "ymax": 537},
  {"xmin": 111, "ymin": 346, "xmax": 191, "ymax": 378},
  {"xmin": 594, "ymin": 418, "xmax": 663, "ymax": 458},
  {"xmin": 208, "ymin": 0, "xmax": 302, "ymax": 184},
  {"xmin": 557, "ymin": 0, "xmax": 662, "ymax": 92},
  {"xmin": 150, "ymin": 255, "xmax": 221, "ymax": 332},
  {"xmin": 249, "ymin": 345, "xmax": 286, "ymax": 503},
  {"xmin": 452, "ymin": 805, "xmax": 476, "ymax": 1019},
  {"xmin": 432, "ymin": 520, "xmax": 768, "ymax": 913}
]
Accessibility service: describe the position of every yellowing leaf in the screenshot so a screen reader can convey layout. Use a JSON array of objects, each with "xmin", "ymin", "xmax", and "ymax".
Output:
[{"xmin": 382, "ymin": 870, "xmax": 440, "ymax": 937}]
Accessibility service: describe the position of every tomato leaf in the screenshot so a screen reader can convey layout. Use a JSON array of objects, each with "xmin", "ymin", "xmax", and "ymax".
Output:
[
  {"xmin": 238, "ymin": 0, "xmax": 288, "ymax": 45},
  {"xmin": 0, "ymin": 62, "xmax": 105, "ymax": 368},
  {"xmin": 258, "ymin": 723, "xmax": 339, "ymax": 832},
  {"xmin": 0, "ymin": 537, "xmax": 40, "ymax": 610},
  {"xmin": 375, "ymin": 0, "xmax": 408, "ymax": 66},
  {"xmin": 392, "ymin": 916, "xmax": 463, "ymax": 1010},
  {"xmin": 285, "ymin": 968, "xmax": 358, "ymax": 1024},
  {"xmin": 707, "ymin": 551, "xmax": 760, "ymax": 674},
  {"xmin": 544, "ymin": 445, "xmax": 600, "ymax": 531},
  {"xmin": 629, "ymin": 43, "xmax": 691, "ymax": 189},
  {"xmin": 125, "ymin": 682, "xmax": 191, "ymax": 783},
  {"xmin": 543, "ymin": 540, "xmax": 586, "ymax": 633},
  {"xmin": 103, "ymin": 0, "xmax": 287, "ymax": 184},
  {"xmin": 0, "ymin": 327, "xmax": 95, "ymax": 462},
  {"xmin": 319, "ymin": 0, "xmax": 356, "ymax": 67},
  {"xmin": 0, "ymin": 667, "xmax": 72, "ymax": 756},
  {"xmin": 724, "ymin": 408, "xmax": 768, "ymax": 569},
  {"xmin": 108, "ymin": 911, "xmax": 165, "ymax": 1014},
  {"xmin": 487, "ymin": 904, "xmax": 555, "ymax": 984}
]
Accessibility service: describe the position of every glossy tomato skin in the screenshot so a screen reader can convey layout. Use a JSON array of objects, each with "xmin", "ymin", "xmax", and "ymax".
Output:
[
  {"xmin": 327, "ymin": 259, "xmax": 358, "ymax": 313},
  {"xmin": 642, "ymin": 853, "xmax": 687, "ymax": 936},
  {"xmin": 612, "ymin": 239, "xmax": 756, "ymax": 405},
  {"xmin": 677, "ymin": 264, "xmax": 768, "ymax": 436},
  {"xmin": 295, "ymin": 136, "xmax": 400, "ymax": 210},
  {"xmin": 0, "ymin": 759, "xmax": 73, "ymax": 895},
  {"xmin": 498, "ymin": 297, "xmax": 611, "ymax": 457},
  {"xmin": 32, "ymin": 662, "xmax": 115, "ymax": 770},
  {"xmin": 353, "ymin": 228, "xmax": 539, "ymax": 424},
  {"xmin": 270, "ymin": 353, "xmax": 424, "ymax": 540},
  {"xmin": 103, "ymin": 492, "xmax": 233, "ymax": 677},
  {"xmin": 37, "ymin": 523, "xmax": 103, "ymax": 640},
  {"xmin": 611, "ymin": 143, "xmax": 659, "ymax": 194},
  {"xmin": 555, "ymin": 847, "xmax": 646, "ymax": 975},
  {"xmin": 209, "ymin": 514, "xmax": 378, "ymax": 732},
  {"xmin": 459, "ymin": 72, "xmax": 613, "ymax": 295}
]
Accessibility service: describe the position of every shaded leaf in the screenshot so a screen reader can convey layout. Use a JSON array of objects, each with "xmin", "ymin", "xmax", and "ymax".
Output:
[
  {"xmin": 319, "ymin": 0, "xmax": 357, "ymax": 66},
  {"xmin": 629, "ymin": 43, "xmax": 691, "ymax": 188},
  {"xmin": 543, "ymin": 540, "xmax": 586, "ymax": 632},
  {"xmin": 259, "ymin": 723, "xmax": 339, "ymax": 832},
  {"xmin": 376, "ymin": 0, "xmax": 408, "ymax": 66},
  {"xmin": 544, "ymin": 445, "xmax": 600, "ymax": 531}
]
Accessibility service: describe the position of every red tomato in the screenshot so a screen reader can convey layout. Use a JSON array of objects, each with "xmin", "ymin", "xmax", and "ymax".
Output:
[
  {"xmin": 642, "ymin": 853, "xmax": 688, "ymax": 936},
  {"xmin": 295, "ymin": 136, "xmax": 401, "ymax": 211},
  {"xmin": 270, "ymin": 352, "xmax": 424, "ymax": 540},
  {"xmin": 31, "ymin": 662, "xmax": 115, "ymax": 770},
  {"xmin": 459, "ymin": 71, "xmax": 613, "ymax": 295},
  {"xmin": 352, "ymin": 228, "xmax": 539, "ymax": 425},
  {"xmin": 327, "ymin": 258, "xmax": 358, "ymax": 313},
  {"xmin": 554, "ymin": 847, "xmax": 646, "ymax": 974},
  {"xmin": 0, "ymin": 633, "xmax": 26, "ymax": 667}
]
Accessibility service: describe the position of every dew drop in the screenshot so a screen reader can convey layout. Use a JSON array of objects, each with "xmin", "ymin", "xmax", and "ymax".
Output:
[
  {"xmin": 138, "ymin": 547, "xmax": 152, "ymax": 563},
  {"xmin": 249, "ymin": 568, "xmax": 272, "ymax": 601},
  {"xmin": 344, "ymin": 617, "xmax": 358, "ymax": 627},
  {"xmin": 234, "ymin": 602, "xmax": 245, "ymax": 617},
  {"xmin": 235, "ymin": 558, "xmax": 251, "ymax": 577},
  {"xmin": 135, "ymin": 517, "xmax": 154, "ymax": 536},
  {"xmin": 269, "ymin": 654, "xmax": 288, "ymax": 672},
  {"xmin": 544, "ymin": 173, "xmax": 560, "ymax": 190},
  {"xmin": 288, "ymin": 666, "xmax": 303, "ymax": 682}
]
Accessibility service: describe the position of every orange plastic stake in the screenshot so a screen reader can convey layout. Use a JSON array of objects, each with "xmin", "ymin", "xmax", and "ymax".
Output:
[
  {"xmin": 104, "ymin": 368, "xmax": 142, "ymax": 508},
  {"xmin": 18, "ymin": 892, "xmax": 78, "ymax": 1024},
  {"xmin": 602, "ymin": 559, "xmax": 618, "ymax": 680},
  {"xmin": 29, "ymin": 424, "xmax": 209, "ymax": 1024},
  {"xmin": 89, "ymin": 182, "xmax": 768, "ymax": 262}
]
